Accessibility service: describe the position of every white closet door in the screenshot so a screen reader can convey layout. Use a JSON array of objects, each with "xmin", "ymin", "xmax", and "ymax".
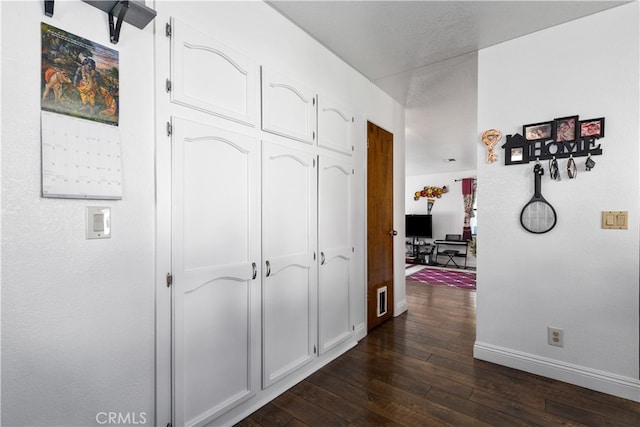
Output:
[
  {"xmin": 318, "ymin": 154, "xmax": 353, "ymax": 354},
  {"xmin": 170, "ymin": 18, "xmax": 258, "ymax": 126},
  {"xmin": 261, "ymin": 67, "xmax": 317, "ymax": 144},
  {"xmin": 172, "ymin": 118, "xmax": 260, "ymax": 426},
  {"xmin": 262, "ymin": 141, "xmax": 317, "ymax": 387},
  {"xmin": 317, "ymin": 94, "xmax": 354, "ymax": 155}
]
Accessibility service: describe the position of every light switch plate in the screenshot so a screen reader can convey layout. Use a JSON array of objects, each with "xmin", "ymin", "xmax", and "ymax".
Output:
[
  {"xmin": 602, "ymin": 211, "xmax": 628, "ymax": 229},
  {"xmin": 86, "ymin": 207, "xmax": 111, "ymax": 239}
]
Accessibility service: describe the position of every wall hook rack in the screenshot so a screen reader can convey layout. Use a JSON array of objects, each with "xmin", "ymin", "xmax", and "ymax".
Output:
[
  {"xmin": 501, "ymin": 115, "xmax": 605, "ymax": 166},
  {"xmin": 44, "ymin": 1, "xmax": 156, "ymax": 44}
]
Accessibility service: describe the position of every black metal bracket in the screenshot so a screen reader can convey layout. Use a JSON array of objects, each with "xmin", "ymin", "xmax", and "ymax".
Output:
[
  {"xmin": 44, "ymin": 0, "xmax": 54, "ymax": 17},
  {"xmin": 44, "ymin": 1, "xmax": 156, "ymax": 44},
  {"xmin": 81, "ymin": 1, "xmax": 157, "ymax": 45},
  {"xmin": 108, "ymin": 1, "xmax": 130, "ymax": 44}
]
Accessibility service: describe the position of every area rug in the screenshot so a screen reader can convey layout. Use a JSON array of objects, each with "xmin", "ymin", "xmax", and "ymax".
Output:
[{"xmin": 406, "ymin": 267, "xmax": 476, "ymax": 290}]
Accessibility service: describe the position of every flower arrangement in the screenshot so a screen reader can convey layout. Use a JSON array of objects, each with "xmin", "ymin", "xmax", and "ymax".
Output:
[{"xmin": 413, "ymin": 185, "xmax": 448, "ymax": 201}]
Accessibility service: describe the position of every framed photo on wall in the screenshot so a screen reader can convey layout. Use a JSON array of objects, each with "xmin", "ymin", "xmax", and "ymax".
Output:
[
  {"xmin": 523, "ymin": 121, "xmax": 553, "ymax": 141},
  {"xmin": 502, "ymin": 133, "xmax": 529, "ymax": 165},
  {"xmin": 554, "ymin": 115, "xmax": 579, "ymax": 142},
  {"xmin": 580, "ymin": 117, "xmax": 605, "ymax": 138}
]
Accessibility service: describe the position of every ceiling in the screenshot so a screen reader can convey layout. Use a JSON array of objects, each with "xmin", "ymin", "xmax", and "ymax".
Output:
[{"xmin": 267, "ymin": 1, "xmax": 629, "ymax": 176}]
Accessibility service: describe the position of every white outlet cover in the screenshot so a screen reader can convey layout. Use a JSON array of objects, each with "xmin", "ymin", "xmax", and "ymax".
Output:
[
  {"xmin": 86, "ymin": 207, "xmax": 111, "ymax": 239},
  {"xmin": 547, "ymin": 327, "xmax": 564, "ymax": 347}
]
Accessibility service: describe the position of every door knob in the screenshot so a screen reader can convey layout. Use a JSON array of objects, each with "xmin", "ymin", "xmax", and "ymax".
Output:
[{"xmin": 389, "ymin": 230, "xmax": 398, "ymax": 236}]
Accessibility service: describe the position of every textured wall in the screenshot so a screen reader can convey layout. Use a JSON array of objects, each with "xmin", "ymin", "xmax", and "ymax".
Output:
[
  {"xmin": 1, "ymin": 1, "xmax": 155, "ymax": 424},
  {"xmin": 475, "ymin": 2, "xmax": 639, "ymax": 401}
]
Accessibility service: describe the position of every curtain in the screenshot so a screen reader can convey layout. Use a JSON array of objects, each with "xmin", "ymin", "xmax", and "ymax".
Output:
[{"xmin": 462, "ymin": 178, "xmax": 476, "ymax": 241}]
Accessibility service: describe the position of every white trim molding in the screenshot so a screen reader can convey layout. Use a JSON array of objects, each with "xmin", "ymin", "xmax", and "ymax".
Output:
[
  {"xmin": 395, "ymin": 298, "xmax": 408, "ymax": 317},
  {"xmin": 474, "ymin": 342, "xmax": 640, "ymax": 402}
]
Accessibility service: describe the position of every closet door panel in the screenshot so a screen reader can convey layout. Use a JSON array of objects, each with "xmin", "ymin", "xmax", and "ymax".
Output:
[
  {"xmin": 171, "ymin": 18, "xmax": 257, "ymax": 126},
  {"xmin": 172, "ymin": 118, "xmax": 260, "ymax": 426},
  {"xmin": 318, "ymin": 155, "xmax": 353, "ymax": 354},
  {"xmin": 262, "ymin": 141, "xmax": 317, "ymax": 387},
  {"xmin": 261, "ymin": 67, "xmax": 317, "ymax": 144},
  {"xmin": 317, "ymin": 94, "xmax": 354, "ymax": 155}
]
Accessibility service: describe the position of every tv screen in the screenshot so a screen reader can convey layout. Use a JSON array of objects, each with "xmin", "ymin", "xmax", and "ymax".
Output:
[{"xmin": 406, "ymin": 214, "xmax": 432, "ymax": 238}]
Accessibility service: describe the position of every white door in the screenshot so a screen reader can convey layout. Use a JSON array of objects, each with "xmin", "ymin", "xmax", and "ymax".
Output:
[
  {"xmin": 172, "ymin": 118, "xmax": 260, "ymax": 426},
  {"xmin": 170, "ymin": 17, "xmax": 258, "ymax": 126},
  {"xmin": 318, "ymin": 154, "xmax": 353, "ymax": 354},
  {"xmin": 261, "ymin": 67, "xmax": 317, "ymax": 144},
  {"xmin": 262, "ymin": 141, "xmax": 317, "ymax": 387},
  {"xmin": 317, "ymin": 94, "xmax": 354, "ymax": 155}
]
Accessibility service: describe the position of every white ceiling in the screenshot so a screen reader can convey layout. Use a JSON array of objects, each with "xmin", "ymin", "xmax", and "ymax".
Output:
[{"xmin": 267, "ymin": 0, "xmax": 629, "ymax": 176}]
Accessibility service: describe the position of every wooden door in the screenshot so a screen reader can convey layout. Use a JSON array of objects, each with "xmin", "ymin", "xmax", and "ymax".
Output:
[
  {"xmin": 367, "ymin": 122, "xmax": 394, "ymax": 330},
  {"xmin": 171, "ymin": 118, "xmax": 260, "ymax": 426},
  {"xmin": 262, "ymin": 141, "xmax": 317, "ymax": 387},
  {"xmin": 318, "ymin": 153, "xmax": 353, "ymax": 354}
]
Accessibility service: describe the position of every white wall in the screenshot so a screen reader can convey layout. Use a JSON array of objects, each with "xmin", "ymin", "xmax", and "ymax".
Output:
[
  {"xmin": 1, "ymin": 1, "xmax": 155, "ymax": 425},
  {"xmin": 405, "ymin": 170, "xmax": 477, "ymax": 268},
  {"xmin": 475, "ymin": 3, "xmax": 640, "ymax": 401},
  {"xmin": 1, "ymin": 1, "xmax": 407, "ymax": 425}
]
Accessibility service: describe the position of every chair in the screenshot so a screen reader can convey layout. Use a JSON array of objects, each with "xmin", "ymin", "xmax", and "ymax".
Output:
[
  {"xmin": 441, "ymin": 249, "xmax": 460, "ymax": 267},
  {"xmin": 442, "ymin": 234, "xmax": 462, "ymax": 267}
]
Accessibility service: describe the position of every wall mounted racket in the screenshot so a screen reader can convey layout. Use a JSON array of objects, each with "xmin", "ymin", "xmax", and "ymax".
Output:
[{"xmin": 520, "ymin": 163, "xmax": 557, "ymax": 234}]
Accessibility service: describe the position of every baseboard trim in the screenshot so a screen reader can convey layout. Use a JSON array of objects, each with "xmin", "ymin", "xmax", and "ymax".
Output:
[
  {"xmin": 395, "ymin": 298, "xmax": 408, "ymax": 316},
  {"xmin": 474, "ymin": 342, "xmax": 640, "ymax": 402},
  {"xmin": 354, "ymin": 322, "xmax": 367, "ymax": 341}
]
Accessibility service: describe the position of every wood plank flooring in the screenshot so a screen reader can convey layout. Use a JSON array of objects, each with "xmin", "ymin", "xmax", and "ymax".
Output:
[{"xmin": 236, "ymin": 281, "xmax": 640, "ymax": 426}]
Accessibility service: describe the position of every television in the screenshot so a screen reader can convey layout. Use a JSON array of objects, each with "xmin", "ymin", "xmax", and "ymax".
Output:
[{"xmin": 406, "ymin": 214, "xmax": 432, "ymax": 238}]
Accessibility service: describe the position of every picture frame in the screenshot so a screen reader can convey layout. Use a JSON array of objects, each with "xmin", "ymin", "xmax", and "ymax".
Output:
[
  {"xmin": 580, "ymin": 117, "xmax": 605, "ymax": 138},
  {"xmin": 510, "ymin": 147, "xmax": 525, "ymax": 162},
  {"xmin": 554, "ymin": 115, "xmax": 579, "ymax": 142},
  {"xmin": 523, "ymin": 121, "xmax": 553, "ymax": 141},
  {"xmin": 501, "ymin": 133, "xmax": 529, "ymax": 165}
]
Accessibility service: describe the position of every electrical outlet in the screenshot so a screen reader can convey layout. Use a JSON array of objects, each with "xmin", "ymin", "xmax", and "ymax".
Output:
[{"xmin": 548, "ymin": 327, "xmax": 564, "ymax": 347}]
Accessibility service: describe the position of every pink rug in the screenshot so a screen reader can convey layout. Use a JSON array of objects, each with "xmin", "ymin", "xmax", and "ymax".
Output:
[{"xmin": 407, "ymin": 267, "xmax": 476, "ymax": 290}]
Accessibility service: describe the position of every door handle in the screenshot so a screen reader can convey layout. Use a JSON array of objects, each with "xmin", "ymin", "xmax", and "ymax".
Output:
[
  {"xmin": 320, "ymin": 252, "xmax": 325, "ymax": 265},
  {"xmin": 252, "ymin": 262, "xmax": 257, "ymax": 280},
  {"xmin": 389, "ymin": 230, "xmax": 398, "ymax": 236},
  {"xmin": 266, "ymin": 260, "xmax": 271, "ymax": 277}
]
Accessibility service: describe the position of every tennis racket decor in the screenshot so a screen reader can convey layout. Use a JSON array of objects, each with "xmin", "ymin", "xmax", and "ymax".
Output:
[{"xmin": 520, "ymin": 162, "xmax": 557, "ymax": 234}]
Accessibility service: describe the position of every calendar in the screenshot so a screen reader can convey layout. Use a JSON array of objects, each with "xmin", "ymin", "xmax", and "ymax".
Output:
[
  {"xmin": 40, "ymin": 23, "xmax": 122, "ymax": 199},
  {"xmin": 41, "ymin": 111, "xmax": 122, "ymax": 199}
]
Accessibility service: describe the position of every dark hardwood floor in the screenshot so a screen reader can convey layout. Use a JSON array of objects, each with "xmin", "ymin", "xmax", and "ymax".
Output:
[{"xmin": 236, "ymin": 280, "xmax": 640, "ymax": 426}]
